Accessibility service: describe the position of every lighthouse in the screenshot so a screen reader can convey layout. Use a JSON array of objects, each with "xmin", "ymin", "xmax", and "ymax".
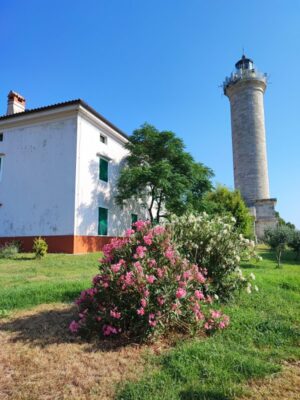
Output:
[{"xmin": 223, "ymin": 55, "xmax": 277, "ymax": 238}]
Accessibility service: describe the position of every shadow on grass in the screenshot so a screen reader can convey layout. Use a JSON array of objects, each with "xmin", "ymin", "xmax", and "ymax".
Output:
[
  {"xmin": 0, "ymin": 306, "xmax": 140, "ymax": 352},
  {"xmin": 259, "ymin": 249, "xmax": 299, "ymax": 265},
  {"xmin": 180, "ymin": 391, "xmax": 230, "ymax": 400}
]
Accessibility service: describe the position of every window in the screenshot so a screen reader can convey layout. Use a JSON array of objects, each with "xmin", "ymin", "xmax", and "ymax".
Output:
[
  {"xmin": 99, "ymin": 158, "xmax": 108, "ymax": 182},
  {"xmin": 98, "ymin": 207, "xmax": 108, "ymax": 236},
  {"xmin": 100, "ymin": 134, "xmax": 107, "ymax": 144},
  {"xmin": 132, "ymin": 214, "xmax": 138, "ymax": 224},
  {"xmin": 0, "ymin": 133, "xmax": 3, "ymax": 142},
  {"xmin": 131, "ymin": 214, "xmax": 138, "ymax": 226},
  {"xmin": 0, "ymin": 156, "xmax": 3, "ymax": 182}
]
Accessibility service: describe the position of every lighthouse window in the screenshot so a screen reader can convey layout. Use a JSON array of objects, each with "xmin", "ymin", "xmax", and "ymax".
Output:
[
  {"xmin": 0, "ymin": 133, "xmax": 3, "ymax": 142},
  {"xmin": 0, "ymin": 156, "xmax": 3, "ymax": 181}
]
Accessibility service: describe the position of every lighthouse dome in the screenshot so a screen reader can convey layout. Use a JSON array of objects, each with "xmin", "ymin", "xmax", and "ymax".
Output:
[{"xmin": 235, "ymin": 55, "xmax": 254, "ymax": 71}]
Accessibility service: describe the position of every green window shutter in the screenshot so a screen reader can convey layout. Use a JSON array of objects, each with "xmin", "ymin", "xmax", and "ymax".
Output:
[
  {"xmin": 131, "ymin": 214, "xmax": 138, "ymax": 225},
  {"xmin": 98, "ymin": 207, "xmax": 108, "ymax": 236},
  {"xmin": 99, "ymin": 158, "xmax": 108, "ymax": 182}
]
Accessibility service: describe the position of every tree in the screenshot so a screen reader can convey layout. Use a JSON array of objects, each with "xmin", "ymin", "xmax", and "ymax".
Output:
[
  {"xmin": 116, "ymin": 123, "xmax": 213, "ymax": 223},
  {"xmin": 202, "ymin": 185, "xmax": 254, "ymax": 237},
  {"xmin": 289, "ymin": 230, "xmax": 300, "ymax": 260},
  {"xmin": 275, "ymin": 211, "xmax": 296, "ymax": 230},
  {"xmin": 264, "ymin": 226, "xmax": 293, "ymax": 268}
]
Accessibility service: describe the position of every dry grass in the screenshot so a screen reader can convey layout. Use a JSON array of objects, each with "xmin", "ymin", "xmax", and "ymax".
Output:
[
  {"xmin": 239, "ymin": 361, "xmax": 300, "ymax": 400},
  {"xmin": 0, "ymin": 307, "xmax": 299, "ymax": 400},
  {"xmin": 0, "ymin": 303, "xmax": 167, "ymax": 400}
]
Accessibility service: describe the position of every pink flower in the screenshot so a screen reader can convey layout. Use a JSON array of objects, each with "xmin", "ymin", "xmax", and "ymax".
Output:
[
  {"xmin": 134, "ymin": 246, "xmax": 147, "ymax": 259},
  {"xmin": 149, "ymin": 313, "xmax": 155, "ymax": 319},
  {"xmin": 103, "ymin": 325, "xmax": 118, "ymax": 336},
  {"xmin": 143, "ymin": 233, "xmax": 153, "ymax": 245},
  {"xmin": 148, "ymin": 259, "xmax": 157, "ymax": 267},
  {"xmin": 92, "ymin": 275, "xmax": 102, "ymax": 285},
  {"xmin": 133, "ymin": 261, "xmax": 143, "ymax": 274},
  {"xmin": 69, "ymin": 320, "xmax": 79, "ymax": 333},
  {"xmin": 149, "ymin": 320, "xmax": 157, "ymax": 327},
  {"xmin": 165, "ymin": 247, "xmax": 175, "ymax": 260},
  {"xmin": 141, "ymin": 298, "xmax": 147, "ymax": 308},
  {"xmin": 211, "ymin": 310, "xmax": 221, "ymax": 319},
  {"xmin": 125, "ymin": 228, "xmax": 135, "ymax": 237},
  {"xmin": 194, "ymin": 290, "xmax": 205, "ymax": 300},
  {"xmin": 110, "ymin": 310, "xmax": 121, "ymax": 319},
  {"xmin": 157, "ymin": 268, "xmax": 164, "ymax": 278},
  {"xmin": 133, "ymin": 220, "xmax": 150, "ymax": 231},
  {"xmin": 176, "ymin": 288, "xmax": 186, "ymax": 299},
  {"xmin": 137, "ymin": 307, "xmax": 145, "ymax": 316},
  {"xmin": 125, "ymin": 271, "xmax": 135, "ymax": 286},
  {"xmin": 196, "ymin": 312, "xmax": 205, "ymax": 321},
  {"xmin": 204, "ymin": 322, "xmax": 212, "ymax": 330},
  {"xmin": 144, "ymin": 289, "xmax": 150, "ymax": 297},
  {"xmin": 153, "ymin": 225, "xmax": 165, "ymax": 235},
  {"xmin": 195, "ymin": 272, "xmax": 206, "ymax": 283},
  {"xmin": 179, "ymin": 281, "xmax": 187, "ymax": 288},
  {"xmin": 111, "ymin": 263, "xmax": 121, "ymax": 273},
  {"xmin": 183, "ymin": 271, "xmax": 191, "ymax": 280},
  {"xmin": 157, "ymin": 296, "xmax": 165, "ymax": 306},
  {"xmin": 146, "ymin": 275, "xmax": 156, "ymax": 284}
]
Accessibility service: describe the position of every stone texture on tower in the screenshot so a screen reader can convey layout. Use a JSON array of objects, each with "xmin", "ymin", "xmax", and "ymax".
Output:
[{"xmin": 223, "ymin": 55, "xmax": 277, "ymax": 239}]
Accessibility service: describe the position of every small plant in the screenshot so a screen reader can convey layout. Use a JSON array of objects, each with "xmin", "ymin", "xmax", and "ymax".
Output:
[
  {"xmin": 32, "ymin": 237, "xmax": 48, "ymax": 259},
  {"xmin": 70, "ymin": 221, "xmax": 229, "ymax": 341},
  {"xmin": 264, "ymin": 226, "xmax": 293, "ymax": 268},
  {"xmin": 0, "ymin": 241, "xmax": 20, "ymax": 259},
  {"xmin": 170, "ymin": 213, "xmax": 260, "ymax": 300},
  {"xmin": 289, "ymin": 230, "xmax": 300, "ymax": 260}
]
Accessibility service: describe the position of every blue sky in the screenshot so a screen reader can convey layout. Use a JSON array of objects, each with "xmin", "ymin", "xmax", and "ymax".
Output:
[{"xmin": 1, "ymin": 1, "xmax": 299, "ymax": 227}]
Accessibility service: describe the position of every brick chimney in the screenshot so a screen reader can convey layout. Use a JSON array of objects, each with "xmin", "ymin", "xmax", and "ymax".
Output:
[{"xmin": 7, "ymin": 91, "xmax": 26, "ymax": 115}]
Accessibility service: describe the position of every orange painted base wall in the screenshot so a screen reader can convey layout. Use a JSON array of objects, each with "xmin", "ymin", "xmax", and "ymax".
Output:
[{"xmin": 0, "ymin": 235, "xmax": 116, "ymax": 254}]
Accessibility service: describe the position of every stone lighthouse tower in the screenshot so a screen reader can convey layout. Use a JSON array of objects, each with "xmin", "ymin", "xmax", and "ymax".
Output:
[{"xmin": 223, "ymin": 55, "xmax": 277, "ymax": 238}]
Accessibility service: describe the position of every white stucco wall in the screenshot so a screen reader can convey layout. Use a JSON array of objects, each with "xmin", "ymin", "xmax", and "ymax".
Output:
[
  {"xmin": 75, "ymin": 113, "xmax": 147, "ymax": 236},
  {"xmin": 0, "ymin": 116, "xmax": 77, "ymax": 236}
]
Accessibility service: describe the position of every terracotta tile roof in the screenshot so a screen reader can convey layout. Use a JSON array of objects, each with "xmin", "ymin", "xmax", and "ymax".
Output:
[{"xmin": 0, "ymin": 99, "xmax": 128, "ymax": 139}]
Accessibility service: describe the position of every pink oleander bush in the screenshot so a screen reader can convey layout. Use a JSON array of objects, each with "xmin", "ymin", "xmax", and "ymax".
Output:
[{"xmin": 70, "ymin": 221, "xmax": 229, "ymax": 340}]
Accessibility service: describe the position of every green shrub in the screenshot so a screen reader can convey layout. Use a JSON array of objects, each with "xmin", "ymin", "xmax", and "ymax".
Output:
[
  {"xmin": 289, "ymin": 230, "xmax": 300, "ymax": 260},
  {"xmin": 0, "ymin": 241, "xmax": 20, "ymax": 259},
  {"xmin": 264, "ymin": 226, "xmax": 293, "ymax": 267},
  {"xmin": 170, "ymin": 213, "xmax": 259, "ymax": 300},
  {"xmin": 202, "ymin": 185, "xmax": 254, "ymax": 238},
  {"xmin": 32, "ymin": 237, "xmax": 48, "ymax": 259}
]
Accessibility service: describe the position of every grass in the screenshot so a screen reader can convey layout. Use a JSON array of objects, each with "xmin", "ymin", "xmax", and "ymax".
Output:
[
  {"xmin": 0, "ymin": 248, "xmax": 299, "ymax": 399},
  {"xmin": 117, "ymin": 248, "xmax": 300, "ymax": 399},
  {"xmin": 0, "ymin": 252, "xmax": 101, "ymax": 312}
]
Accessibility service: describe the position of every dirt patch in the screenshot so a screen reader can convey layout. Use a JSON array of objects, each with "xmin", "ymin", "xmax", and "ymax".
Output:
[
  {"xmin": 239, "ymin": 361, "xmax": 300, "ymax": 400},
  {"xmin": 0, "ymin": 304, "xmax": 166, "ymax": 400}
]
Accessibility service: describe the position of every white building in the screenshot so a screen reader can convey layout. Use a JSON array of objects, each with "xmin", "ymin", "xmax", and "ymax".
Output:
[{"xmin": 0, "ymin": 91, "xmax": 147, "ymax": 253}]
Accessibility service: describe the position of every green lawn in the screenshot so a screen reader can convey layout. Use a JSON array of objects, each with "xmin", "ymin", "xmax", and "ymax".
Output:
[
  {"xmin": 117, "ymin": 248, "xmax": 300, "ymax": 399},
  {"xmin": 0, "ymin": 252, "xmax": 101, "ymax": 312},
  {"xmin": 0, "ymin": 248, "xmax": 299, "ymax": 399}
]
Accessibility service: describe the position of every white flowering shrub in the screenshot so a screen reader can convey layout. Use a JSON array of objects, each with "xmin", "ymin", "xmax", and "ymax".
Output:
[{"xmin": 170, "ymin": 213, "xmax": 260, "ymax": 300}]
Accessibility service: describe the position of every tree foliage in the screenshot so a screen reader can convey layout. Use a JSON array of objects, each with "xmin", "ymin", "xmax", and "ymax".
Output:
[
  {"xmin": 264, "ymin": 226, "xmax": 293, "ymax": 267},
  {"xmin": 275, "ymin": 211, "xmax": 296, "ymax": 230},
  {"xmin": 202, "ymin": 185, "xmax": 254, "ymax": 237},
  {"xmin": 289, "ymin": 230, "xmax": 300, "ymax": 260},
  {"xmin": 116, "ymin": 124, "xmax": 213, "ymax": 222}
]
